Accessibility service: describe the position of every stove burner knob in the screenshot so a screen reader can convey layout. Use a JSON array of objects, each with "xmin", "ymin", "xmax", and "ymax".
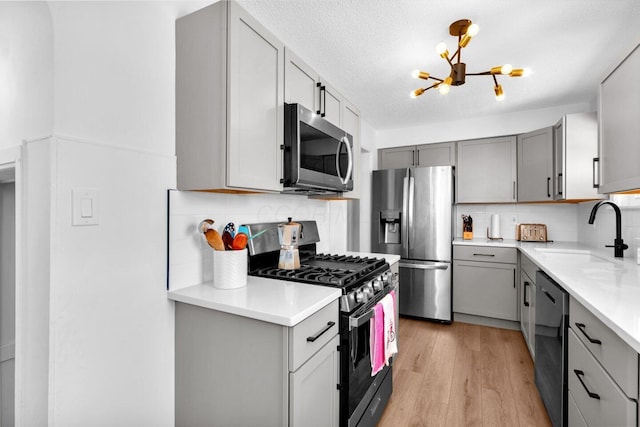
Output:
[
  {"xmin": 372, "ymin": 278, "xmax": 383, "ymax": 291},
  {"xmin": 363, "ymin": 285, "xmax": 374, "ymax": 300},
  {"xmin": 354, "ymin": 289, "xmax": 364, "ymax": 303}
]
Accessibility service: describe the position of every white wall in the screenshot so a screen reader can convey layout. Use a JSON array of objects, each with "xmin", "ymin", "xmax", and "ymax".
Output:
[{"xmin": 0, "ymin": 1, "xmax": 53, "ymax": 149}]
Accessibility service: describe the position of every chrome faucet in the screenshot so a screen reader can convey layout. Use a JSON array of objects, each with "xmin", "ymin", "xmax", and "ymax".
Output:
[{"xmin": 588, "ymin": 200, "xmax": 628, "ymax": 258}]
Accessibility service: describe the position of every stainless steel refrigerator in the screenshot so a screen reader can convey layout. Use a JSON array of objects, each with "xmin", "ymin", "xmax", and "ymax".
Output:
[{"xmin": 371, "ymin": 166, "xmax": 453, "ymax": 322}]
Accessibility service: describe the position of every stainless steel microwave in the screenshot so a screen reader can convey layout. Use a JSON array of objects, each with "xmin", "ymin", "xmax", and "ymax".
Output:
[{"xmin": 283, "ymin": 103, "xmax": 354, "ymax": 194}]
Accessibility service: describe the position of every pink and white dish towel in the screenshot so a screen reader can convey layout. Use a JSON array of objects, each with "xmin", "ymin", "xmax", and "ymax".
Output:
[
  {"xmin": 370, "ymin": 304, "xmax": 385, "ymax": 375},
  {"xmin": 370, "ymin": 290, "xmax": 398, "ymax": 376}
]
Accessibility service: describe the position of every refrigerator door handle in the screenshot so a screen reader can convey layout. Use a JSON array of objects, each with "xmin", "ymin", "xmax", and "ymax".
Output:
[
  {"xmin": 406, "ymin": 174, "xmax": 415, "ymax": 257},
  {"xmin": 401, "ymin": 171, "xmax": 410, "ymax": 259},
  {"xmin": 399, "ymin": 262, "xmax": 450, "ymax": 270}
]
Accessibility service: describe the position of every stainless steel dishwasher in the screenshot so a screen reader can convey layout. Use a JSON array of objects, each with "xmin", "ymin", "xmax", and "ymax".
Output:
[{"xmin": 535, "ymin": 270, "xmax": 569, "ymax": 427}]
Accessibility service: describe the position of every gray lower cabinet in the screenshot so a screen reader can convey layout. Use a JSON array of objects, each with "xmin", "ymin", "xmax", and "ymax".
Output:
[
  {"xmin": 175, "ymin": 300, "xmax": 339, "ymax": 426},
  {"xmin": 453, "ymin": 246, "xmax": 517, "ymax": 321},
  {"xmin": 568, "ymin": 296, "xmax": 638, "ymax": 426},
  {"xmin": 456, "ymin": 136, "xmax": 517, "ymax": 203},
  {"xmin": 519, "ymin": 253, "xmax": 536, "ymax": 358}
]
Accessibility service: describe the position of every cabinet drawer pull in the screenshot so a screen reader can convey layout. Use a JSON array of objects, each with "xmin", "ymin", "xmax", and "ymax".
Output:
[
  {"xmin": 574, "ymin": 322, "xmax": 602, "ymax": 345},
  {"xmin": 574, "ymin": 369, "xmax": 601, "ymax": 400},
  {"xmin": 547, "ymin": 177, "xmax": 551, "ymax": 198},
  {"xmin": 472, "ymin": 253, "xmax": 495, "ymax": 257},
  {"xmin": 541, "ymin": 288, "xmax": 555, "ymax": 304},
  {"xmin": 306, "ymin": 321, "xmax": 335, "ymax": 342},
  {"xmin": 523, "ymin": 281, "xmax": 530, "ymax": 307}
]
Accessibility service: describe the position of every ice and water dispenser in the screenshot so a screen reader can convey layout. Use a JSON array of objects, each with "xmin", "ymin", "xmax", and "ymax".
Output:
[{"xmin": 379, "ymin": 210, "xmax": 401, "ymax": 244}]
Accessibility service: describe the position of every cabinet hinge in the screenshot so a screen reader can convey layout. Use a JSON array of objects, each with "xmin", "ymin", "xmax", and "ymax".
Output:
[
  {"xmin": 280, "ymin": 178, "xmax": 285, "ymax": 184},
  {"xmin": 280, "ymin": 144, "xmax": 285, "ymax": 150}
]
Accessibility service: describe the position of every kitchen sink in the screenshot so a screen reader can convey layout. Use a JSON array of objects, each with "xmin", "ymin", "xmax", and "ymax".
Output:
[{"xmin": 533, "ymin": 248, "xmax": 616, "ymax": 264}]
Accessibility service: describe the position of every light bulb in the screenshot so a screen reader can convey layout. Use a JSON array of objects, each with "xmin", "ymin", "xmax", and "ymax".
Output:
[
  {"xmin": 501, "ymin": 64, "xmax": 513, "ymax": 75},
  {"xmin": 494, "ymin": 84, "xmax": 505, "ymax": 101},
  {"xmin": 411, "ymin": 70, "xmax": 430, "ymax": 80},
  {"xmin": 466, "ymin": 23, "xmax": 479, "ymax": 37},
  {"xmin": 522, "ymin": 67, "xmax": 532, "ymax": 77},
  {"xmin": 410, "ymin": 88, "xmax": 425, "ymax": 98},
  {"xmin": 435, "ymin": 42, "xmax": 449, "ymax": 58},
  {"xmin": 439, "ymin": 77, "xmax": 452, "ymax": 95}
]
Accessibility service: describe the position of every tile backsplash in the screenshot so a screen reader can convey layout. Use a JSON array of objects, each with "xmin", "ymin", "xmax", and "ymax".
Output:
[
  {"xmin": 455, "ymin": 195, "xmax": 640, "ymax": 260},
  {"xmin": 454, "ymin": 203, "xmax": 578, "ymax": 242},
  {"xmin": 168, "ymin": 190, "xmax": 348, "ymax": 290}
]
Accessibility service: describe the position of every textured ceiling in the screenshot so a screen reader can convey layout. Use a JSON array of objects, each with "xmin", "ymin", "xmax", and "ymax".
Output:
[{"xmin": 236, "ymin": 0, "xmax": 640, "ymax": 130}]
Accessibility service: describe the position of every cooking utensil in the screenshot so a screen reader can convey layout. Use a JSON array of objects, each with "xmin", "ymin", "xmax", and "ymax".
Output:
[{"xmin": 205, "ymin": 229, "xmax": 225, "ymax": 251}]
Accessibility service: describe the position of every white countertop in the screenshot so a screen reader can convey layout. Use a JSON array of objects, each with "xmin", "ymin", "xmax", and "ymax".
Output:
[
  {"xmin": 454, "ymin": 238, "xmax": 640, "ymax": 354},
  {"xmin": 168, "ymin": 251, "xmax": 399, "ymax": 327},
  {"xmin": 168, "ymin": 276, "xmax": 341, "ymax": 327}
]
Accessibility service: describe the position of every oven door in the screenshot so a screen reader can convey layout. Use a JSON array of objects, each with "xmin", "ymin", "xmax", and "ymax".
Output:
[
  {"xmin": 340, "ymin": 286, "xmax": 395, "ymax": 427},
  {"xmin": 285, "ymin": 103, "xmax": 353, "ymax": 192}
]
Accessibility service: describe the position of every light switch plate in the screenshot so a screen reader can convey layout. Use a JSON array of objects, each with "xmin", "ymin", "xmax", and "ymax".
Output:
[{"xmin": 72, "ymin": 189, "xmax": 99, "ymax": 226}]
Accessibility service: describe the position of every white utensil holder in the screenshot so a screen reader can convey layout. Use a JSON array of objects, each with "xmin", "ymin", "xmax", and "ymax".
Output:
[{"xmin": 212, "ymin": 249, "xmax": 247, "ymax": 289}]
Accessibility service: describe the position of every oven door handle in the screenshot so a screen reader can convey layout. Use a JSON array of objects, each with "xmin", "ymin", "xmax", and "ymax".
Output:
[
  {"xmin": 349, "ymin": 309, "xmax": 375, "ymax": 331},
  {"xmin": 348, "ymin": 285, "xmax": 397, "ymax": 331}
]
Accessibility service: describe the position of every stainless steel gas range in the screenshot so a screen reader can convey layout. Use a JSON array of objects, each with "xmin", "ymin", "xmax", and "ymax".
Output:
[{"xmin": 246, "ymin": 221, "xmax": 398, "ymax": 427}]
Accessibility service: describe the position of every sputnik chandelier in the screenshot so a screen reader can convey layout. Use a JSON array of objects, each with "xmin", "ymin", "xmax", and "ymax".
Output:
[{"xmin": 410, "ymin": 19, "xmax": 530, "ymax": 101}]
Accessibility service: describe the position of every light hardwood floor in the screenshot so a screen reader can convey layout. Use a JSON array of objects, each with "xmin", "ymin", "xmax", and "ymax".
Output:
[{"xmin": 378, "ymin": 318, "xmax": 551, "ymax": 427}]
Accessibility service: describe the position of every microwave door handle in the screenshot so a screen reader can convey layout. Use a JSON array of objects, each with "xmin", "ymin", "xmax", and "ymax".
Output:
[
  {"xmin": 342, "ymin": 135, "xmax": 353, "ymax": 184},
  {"xmin": 335, "ymin": 136, "xmax": 353, "ymax": 185}
]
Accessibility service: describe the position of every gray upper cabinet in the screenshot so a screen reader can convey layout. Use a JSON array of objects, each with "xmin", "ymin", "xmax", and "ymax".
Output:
[
  {"xmin": 284, "ymin": 48, "xmax": 343, "ymax": 128},
  {"xmin": 176, "ymin": 1, "xmax": 284, "ymax": 192},
  {"xmin": 284, "ymin": 48, "xmax": 319, "ymax": 113},
  {"xmin": 378, "ymin": 146, "xmax": 415, "ymax": 169},
  {"xmin": 598, "ymin": 42, "xmax": 640, "ymax": 193},
  {"xmin": 320, "ymin": 79, "xmax": 343, "ymax": 128},
  {"xmin": 553, "ymin": 112, "xmax": 602, "ymax": 201},
  {"xmin": 378, "ymin": 142, "xmax": 455, "ymax": 170},
  {"xmin": 416, "ymin": 142, "xmax": 456, "ymax": 167},
  {"xmin": 456, "ymin": 136, "xmax": 517, "ymax": 203},
  {"xmin": 517, "ymin": 127, "xmax": 553, "ymax": 202}
]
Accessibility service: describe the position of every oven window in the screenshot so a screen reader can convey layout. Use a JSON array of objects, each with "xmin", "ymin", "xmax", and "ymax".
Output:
[{"xmin": 299, "ymin": 122, "xmax": 349, "ymax": 177}]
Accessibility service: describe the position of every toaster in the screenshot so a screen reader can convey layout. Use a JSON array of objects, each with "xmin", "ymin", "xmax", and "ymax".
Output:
[{"xmin": 516, "ymin": 223, "xmax": 548, "ymax": 242}]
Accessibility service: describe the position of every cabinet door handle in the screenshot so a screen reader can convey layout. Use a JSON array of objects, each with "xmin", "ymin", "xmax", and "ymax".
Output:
[
  {"xmin": 306, "ymin": 321, "xmax": 335, "ymax": 342},
  {"xmin": 472, "ymin": 253, "xmax": 495, "ymax": 257},
  {"xmin": 574, "ymin": 322, "xmax": 602, "ymax": 345},
  {"xmin": 523, "ymin": 281, "xmax": 530, "ymax": 307},
  {"xmin": 592, "ymin": 157, "xmax": 600, "ymax": 188},
  {"xmin": 547, "ymin": 177, "xmax": 551, "ymax": 198},
  {"xmin": 541, "ymin": 288, "xmax": 555, "ymax": 304},
  {"xmin": 574, "ymin": 369, "xmax": 601, "ymax": 400},
  {"xmin": 512, "ymin": 181, "xmax": 516, "ymax": 200},
  {"xmin": 316, "ymin": 83, "xmax": 326, "ymax": 117},
  {"xmin": 557, "ymin": 173, "xmax": 563, "ymax": 195}
]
